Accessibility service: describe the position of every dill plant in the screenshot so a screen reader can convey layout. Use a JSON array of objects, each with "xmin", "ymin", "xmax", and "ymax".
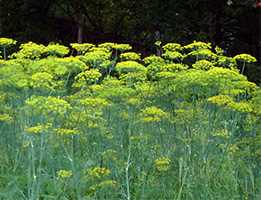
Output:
[{"xmin": 0, "ymin": 38, "xmax": 260, "ymax": 200}]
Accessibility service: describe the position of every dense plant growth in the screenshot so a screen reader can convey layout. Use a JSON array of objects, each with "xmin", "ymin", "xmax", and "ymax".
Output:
[{"xmin": 0, "ymin": 38, "xmax": 260, "ymax": 199}]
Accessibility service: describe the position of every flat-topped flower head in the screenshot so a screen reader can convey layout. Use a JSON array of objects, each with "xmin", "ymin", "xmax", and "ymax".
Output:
[
  {"xmin": 154, "ymin": 157, "xmax": 171, "ymax": 172},
  {"xmin": 81, "ymin": 50, "xmax": 111, "ymax": 67},
  {"xmin": 184, "ymin": 41, "xmax": 212, "ymax": 51},
  {"xmin": 140, "ymin": 106, "xmax": 168, "ymax": 123},
  {"xmin": 162, "ymin": 43, "xmax": 182, "ymax": 52},
  {"xmin": 45, "ymin": 44, "xmax": 69, "ymax": 57},
  {"xmin": 143, "ymin": 55, "xmax": 165, "ymax": 65},
  {"xmin": 161, "ymin": 63, "xmax": 188, "ymax": 72},
  {"xmin": 112, "ymin": 43, "xmax": 132, "ymax": 52},
  {"xmin": 31, "ymin": 72, "xmax": 55, "ymax": 90},
  {"xmin": 73, "ymin": 69, "xmax": 102, "ymax": 87},
  {"xmin": 88, "ymin": 167, "xmax": 111, "ymax": 179},
  {"xmin": 115, "ymin": 61, "xmax": 146, "ymax": 74},
  {"xmin": 0, "ymin": 38, "xmax": 17, "ymax": 47},
  {"xmin": 70, "ymin": 43, "xmax": 95, "ymax": 54},
  {"xmin": 234, "ymin": 54, "xmax": 257, "ymax": 63},
  {"xmin": 25, "ymin": 123, "xmax": 51, "ymax": 135},
  {"xmin": 186, "ymin": 49, "xmax": 217, "ymax": 61},
  {"xmin": 215, "ymin": 56, "xmax": 237, "ymax": 69},
  {"xmin": 26, "ymin": 96, "xmax": 72, "ymax": 116},
  {"xmin": 98, "ymin": 42, "xmax": 116, "ymax": 51},
  {"xmin": 55, "ymin": 128, "xmax": 79, "ymax": 136},
  {"xmin": 0, "ymin": 114, "xmax": 13, "ymax": 124},
  {"xmin": 80, "ymin": 97, "xmax": 110, "ymax": 108},
  {"xmin": 162, "ymin": 51, "xmax": 183, "ymax": 61},
  {"xmin": 120, "ymin": 52, "xmax": 141, "ymax": 61},
  {"xmin": 227, "ymin": 101, "xmax": 253, "ymax": 113},
  {"xmin": 208, "ymin": 95, "xmax": 234, "ymax": 107},
  {"xmin": 13, "ymin": 42, "xmax": 46, "ymax": 59},
  {"xmin": 57, "ymin": 170, "xmax": 73, "ymax": 179},
  {"xmin": 192, "ymin": 60, "xmax": 214, "ymax": 70}
]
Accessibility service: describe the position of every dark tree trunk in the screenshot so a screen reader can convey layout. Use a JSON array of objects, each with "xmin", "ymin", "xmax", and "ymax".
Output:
[{"xmin": 77, "ymin": 15, "xmax": 84, "ymax": 43}]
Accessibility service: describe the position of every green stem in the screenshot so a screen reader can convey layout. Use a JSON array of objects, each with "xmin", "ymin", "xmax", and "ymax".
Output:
[
  {"xmin": 3, "ymin": 47, "xmax": 7, "ymax": 60},
  {"xmin": 241, "ymin": 62, "xmax": 246, "ymax": 74}
]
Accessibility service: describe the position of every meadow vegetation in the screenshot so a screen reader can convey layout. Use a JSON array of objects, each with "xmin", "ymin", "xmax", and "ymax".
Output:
[{"xmin": 0, "ymin": 38, "xmax": 260, "ymax": 199}]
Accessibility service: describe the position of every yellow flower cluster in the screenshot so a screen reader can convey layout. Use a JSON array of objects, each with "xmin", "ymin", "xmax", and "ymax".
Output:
[
  {"xmin": 115, "ymin": 61, "xmax": 147, "ymax": 74},
  {"xmin": 162, "ymin": 51, "xmax": 183, "ymax": 61},
  {"xmin": 140, "ymin": 106, "xmax": 168, "ymax": 123},
  {"xmin": 0, "ymin": 114, "xmax": 13, "ymax": 123},
  {"xmin": 57, "ymin": 170, "xmax": 73, "ymax": 178},
  {"xmin": 26, "ymin": 96, "xmax": 72, "ymax": 116},
  {"xmin": 80, "ymin": 97, "xmax": 109, "ymax": 108},
  {"xmin": 162, "ymin": 43, "xmax": 182, "ymax": 52},
  {"xmin": 31, "ymin": 72, "xmax": 55, "ymax": 90},
  {"xmin": 234, "ymin": 54, "xmax": 257, "ymax": 63},
  {"xmin": 208, "ymin": 95, "xmax": 253, "ymax": 113},
  {"xmin": 45, "ymin": 43, "xmax": 69, "ymax": 57},
  {"xmin": 89, "ymin": 180, "xmax": 117, "ymax": 192},
  {"xmin": 74, "ymin": 69, "xmax": 102, "ymax": 86},
  {"xmin": 154, "ymin": 157, "xmax": 171, "ymax": 172},
  {"xmin": 0, "ymin": 38, "xmax": 17, "ymax": 47},
  {"xmin": 192, "ymin": 60, "xmax": 214, "ymax": 70},
  {"xmin": 55, "ymin": 128, "xmax": 79, "ymax": 136},
  {"xmin": 228, "ymin": 102, "xmax": 253, "ymax": 113},
  {"xmin": 88, "ymin": 167, "xmax": 111, "ymax": 179},
  {"xmin": 184, "ymin": 41, "xmax": 211, "ymax": 51},
  {"xmin": 120, "ymin": 52, "xmax": 141, "ymax": 61},
  {"xmin": 71, "ymin": 43, "xmax": 95, "ymax": 54},
  {"xmin": 208, "ymin": 95, "xmax": 234, "ymax": 106},
  {"xmin": 25, "ymin": 123, "xmax": 51, "ymax": 135}
]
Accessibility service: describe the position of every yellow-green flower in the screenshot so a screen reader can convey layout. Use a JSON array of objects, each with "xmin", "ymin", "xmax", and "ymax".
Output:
[
  {"xmin": 73, "ymin": 69, "xmax": 102, "ymax": 87},
  {"xmin": 143, "ymin": 55, "xmax": 164, "ymax": 65},
  {"xmin": 208, "ymin": 95, "xmax": 234, "ymax": 107},
  {"xmin": 184, "ymin": 41, "xmax": 211, "ymax": 51},
  {"xmin": 25, "ymin": 123, "xmax": 51, "ymax": 135},
  {"xmin": 115, "ymin": 61, "xmax": 146, "ymax": 74},
  {"xmin": 192, "ymin": 60, "xmax": 214, "ymax": 70},
  {"xmin": 88, "ymin": 167, "xmax": 111, "ymax": 179},
  {"xmin": 0, "ymin": 114, "xmax": 13, "ymax": 123},
  {"xmin": 162, "ymin": 43, "xmax": 182, "ymax": 52},
  {"xmin": 0, "ymin": 38, "xmax": 17, "ymax": 47},
  {"xmin": 140, "ymin": 106, "xmax": 168, "ymax": 123},
  {"xmin": 120, "ymin": 52, "xmax": 141, "ymax": 61},
  {"xmin": 70, "ymin": 43, "xmax": 95, "ymax": 54},
  {"xmin": 90, "ymin": 180, "xmax": 117, "ymax": 191},
  {"xmin": 55, "ymin": 128, "xmax": 79, "ymax": 136},
  {"xmin": 154, "ymin": 157, "xmax": 171, "ymax": 172},
  {"xmin": 227, "ymin": 102, "xmax": 253, "ymax": 113},
  {"xmin": 234, "ymin": 54, "xmax": 257, "ymax": 63},
  {"xmin": 80, "ymin": 97, "xmax": 110, "ymax": 108},
  {"xmin": 45, "ymin": 44, "xmax": 69, "ymax": 57},
  {"xmin": 57, "ymin": 170, "xmax": 73, "ymax": 178}
]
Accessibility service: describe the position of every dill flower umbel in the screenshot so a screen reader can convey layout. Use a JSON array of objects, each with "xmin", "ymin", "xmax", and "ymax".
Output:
[
  {"xmin": 120, "ymin": 52, "xmax": 141, "ymax": 61},
  {"xmin": 207, "ymin": 95, "xmax": 234, "ymax": 107},
  {"xmin": 55, "ymin": 128, "xmax": 79, "ymax": 136},
  {"xmin": 57, "ymin": 170, "xmax": 73, "ymax": 179},
  {"xmin": 89, "ymin": 180, "xmax": 117, "ymax": 192},
  {"xmin": 88, "ymin": 167, "xmax": 111, "ymax": 179},
  {"xmin": 115, "ymin": 61, "xmax": 147, "ymax": 74},
  {"xmin": 0, "ymin": 114, "xmax": 13, "ymax": 123},
  {"xmin": 25, "ymin": 123, "xmax": 51, "ymax": 135},
  {"xmin": 154, "ymin": 157, "xmax": 171, "ymax": 172},
  {"xmin": 140, "ymin": 106, "xmax": 168, "ymax": 123}
]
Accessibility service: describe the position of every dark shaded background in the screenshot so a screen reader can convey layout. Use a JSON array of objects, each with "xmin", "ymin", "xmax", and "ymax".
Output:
[{"xmin": 0, "ymin": 0, "xmax": 260, "ymax": 82}]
